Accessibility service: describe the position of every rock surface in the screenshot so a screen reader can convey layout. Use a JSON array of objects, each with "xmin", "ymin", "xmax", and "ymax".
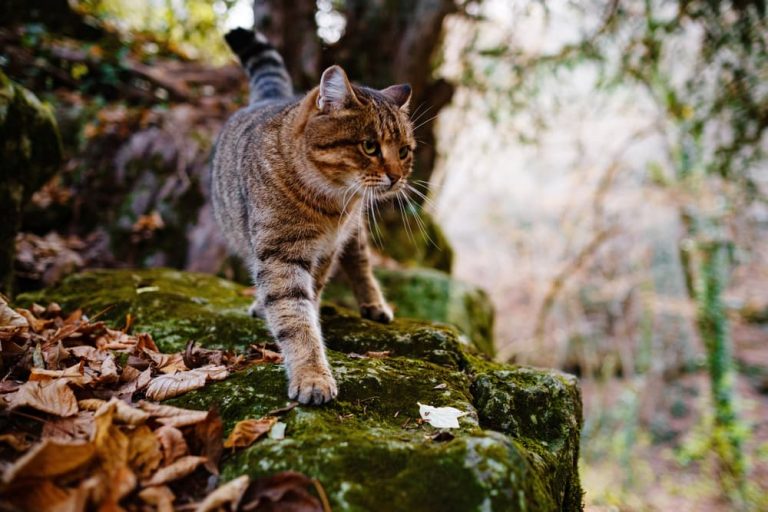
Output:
[
  {"xmin": 326, "ymin": 267, "xmax": 495, "ymax": 357},
  {"xmin": 21, "ymin": 268, "xmax": 583, "ymax": 512},
  {"xmin": 0, "ymin": 70, "xmax": 62, "ymax": 295}
]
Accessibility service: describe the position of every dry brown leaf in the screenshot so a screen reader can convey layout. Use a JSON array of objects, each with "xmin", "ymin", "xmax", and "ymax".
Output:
[
  {"xmin": 139, "ymin": 485, "xmax": 175, "ymax": 512},
  {"xmin": 116, "ymin": 367, "xmax": 152, "ymax": 397},
  {"xmin": 128, "ymin": 425, "xmax": 163, "ymax": 478},
  {"xmin": 29, "ymin": 362, "xmax": 92, "ymax": 386},
  {"xmin": 120, "ymin": 364, "xmax": 141, "ymax": 382},
  {"xmin": 0, "ymin": 299, "xmax": 28, "ymax": 330},
  {"xmin": 0, "ymin": 432, "xmax": 32, "ymax": 451},
  {"xmin": 145, "ymin": 370, "xmax": 207, "ymax": 400},
  {"xmin": 224, "ymin": 417, "xmax": 277, "ymax": 449},
  {"xmin": 138, "ymin": 401, "xmax": 208, "ymax": 419},
  {"xmin": 10, "ymin": 378, "xmax": 78, "ymax": 416},
  {"xmin": 78, "ymin": 398, "xmax": 107, "ymax": 411},
  {"xmin": 2, "ymin": 438, "xmax": 95, "ymax": 483},
  {"xmin": 192, "ymin": 409, "xmax": 223, "ymax": 475},
  {"xmin": 93, "ymin": 402, "xmax": 129, "ymax": 474},
  {"xmin": 143, "ymin": 455, "xmax": 207, "ymax": 486},
  {"xmin": 195, "ymin": 475, "xmax": 250, "ymax": 512},
  {"xmin": 365, "ymin": 350, "xmax": 391, "ymax": 359},
  {"xmin": 14, "ymin": 307, "xmax": 49, "ymax": 332},
  {"xmin": 95, "ymin": 397, "xmax": 150, "ymax": 425},
  {"xmin": 42, "ymin": 412, "xmax": 95, "ymax": 441},
  {"xmin": 193, "ymin": 364, "xmax": 229, "ymax": 381},
  {"xmin": 155, "ymin": 425, "xmax": 189, "ymax": 464},
  {"xmin": 240, "ymin": 471, "xmax": 324, "ymax": 512},
  {"xmin": 2, "ymin": 479, "xmax": 89, "ymax": 512},
  {"xmin": 98, "ymin": 353, "xmax": 120, "ymax": 383},
  {"xmin": 144, "ymin": 349, "xmax": 189, "ymax": 373}
]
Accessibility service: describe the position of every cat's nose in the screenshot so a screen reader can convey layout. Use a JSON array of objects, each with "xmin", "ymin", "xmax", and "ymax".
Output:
[{"xmin": 386, "ymin": 172, "xmax": 401, "ymax": 188}]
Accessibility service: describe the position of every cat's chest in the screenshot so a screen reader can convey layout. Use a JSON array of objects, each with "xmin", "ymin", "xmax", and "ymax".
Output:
[{"xmin": 315, "ymin": 214, "xmax": 359, "ymax": 255}]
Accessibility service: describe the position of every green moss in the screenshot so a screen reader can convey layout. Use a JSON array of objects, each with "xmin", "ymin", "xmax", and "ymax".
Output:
[
  {"xmin": 24, "ymin": 269, "xmax": 583, "ymax": 511},
  {"xmin": 325, "ymin": 267, "xmax": 496, "ymax": 357}
]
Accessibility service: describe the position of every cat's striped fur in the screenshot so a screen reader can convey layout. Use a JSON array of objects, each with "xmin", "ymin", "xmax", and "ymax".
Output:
[{"xmin": 212, "ymin": 28, "xmax": 414, "ymax": 404}]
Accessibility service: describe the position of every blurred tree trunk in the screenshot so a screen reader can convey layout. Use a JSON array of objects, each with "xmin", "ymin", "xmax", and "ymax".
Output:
[{"xmin": 252, "ymin": 0, "xmax": 459, "ymax": 189}]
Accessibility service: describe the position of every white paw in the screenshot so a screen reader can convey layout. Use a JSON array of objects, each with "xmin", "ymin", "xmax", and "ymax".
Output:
[
  {"xmin": 287, "ymin": 365, "xmax": 338, "ymax": 405},
  {"xmin": 360, "ymin": 303, "xmax": 394, "ymax": 324}
]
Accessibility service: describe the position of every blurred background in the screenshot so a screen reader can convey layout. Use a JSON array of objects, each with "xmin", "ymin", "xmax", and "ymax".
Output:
[{"xmin": 1, "ymin": 0, "xmax": 766, "ymax": 509}]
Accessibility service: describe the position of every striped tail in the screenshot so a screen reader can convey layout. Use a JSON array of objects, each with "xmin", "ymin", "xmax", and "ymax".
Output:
[{"xmin": 224, "ymin": 28, "xmax": 293, "ymax": 104}]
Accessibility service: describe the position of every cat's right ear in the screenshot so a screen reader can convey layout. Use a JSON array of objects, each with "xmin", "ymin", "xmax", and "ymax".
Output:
[{"xmin": 317, "ymin": 65, "xmax": 359, "ymax": 111}]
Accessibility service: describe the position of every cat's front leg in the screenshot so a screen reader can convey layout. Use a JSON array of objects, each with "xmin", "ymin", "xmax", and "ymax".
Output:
[
  {"xmin": 339, "ymin": 226, "xmax": 393, "ymax": 324},
  {"xmin": 256, "ymin": 258, "xmax": 337, "ymax": 404}
]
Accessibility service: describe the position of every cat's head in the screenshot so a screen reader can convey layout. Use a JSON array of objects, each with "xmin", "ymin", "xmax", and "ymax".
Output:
[{"xmin": 299, "ymin": 66, "xmax": 415, "ymax": 200}]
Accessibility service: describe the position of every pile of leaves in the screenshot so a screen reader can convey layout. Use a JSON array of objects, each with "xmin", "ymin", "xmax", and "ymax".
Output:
[{"xmin": 0, "ymin": 298, "xmax": 328, "ymax": 511}]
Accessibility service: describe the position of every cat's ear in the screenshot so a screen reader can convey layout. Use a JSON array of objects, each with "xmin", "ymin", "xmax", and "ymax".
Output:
[
  {"xmin": 381, "ymin": 84, "xmax": 412, "ymax": 112},
  {"xmin": 317, "ymin": 65, "xmax": 358, "ymax": 111}
]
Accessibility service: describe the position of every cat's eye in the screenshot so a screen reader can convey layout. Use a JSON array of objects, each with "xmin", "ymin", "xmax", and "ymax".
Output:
[
  {"xmin": 362, "ymin": 140, "xmax": 379, "ymax": 156},
  {"xmin": 398, "ymin": 146, "xmax": 410, "ymax": 159}
]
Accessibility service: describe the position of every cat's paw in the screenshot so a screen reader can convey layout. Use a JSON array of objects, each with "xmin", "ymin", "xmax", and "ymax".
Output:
[
  {"xmin": 247, "ymin": 299, "xmax": 265, "ymax": 319},
  {"xmin": 288, "ymin": 365, "xmax": 338, "ymax": 405},
  {"xmin": 360, "ymin": 303, "xmax": 394, "ymax": 324}
]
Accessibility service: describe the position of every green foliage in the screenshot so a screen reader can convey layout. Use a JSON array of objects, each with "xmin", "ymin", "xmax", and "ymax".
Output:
[{"xmin": 79, "ymin": 0, "xmax": 239, "ymax": 63}]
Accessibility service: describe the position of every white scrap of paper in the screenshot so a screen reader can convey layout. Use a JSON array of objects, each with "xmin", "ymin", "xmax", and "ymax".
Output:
[
  {"xmin": 269, "ymin": 421, "xmax": 287, "ymax": 440},
  {"xmin": 418, "ymin": 402, "xmax": 467, "ymax": 429}
]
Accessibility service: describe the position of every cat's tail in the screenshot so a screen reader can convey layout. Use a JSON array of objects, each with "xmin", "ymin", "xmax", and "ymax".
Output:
[{"xmin": 224, "ymin": 28, "xmax": 293, "ymax": 104}]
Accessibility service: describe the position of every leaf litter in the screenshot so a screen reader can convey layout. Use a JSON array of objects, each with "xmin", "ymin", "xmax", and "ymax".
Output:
[{"xmin": 0, "ymin": 300, "xmax": 327, "ymax": 511}]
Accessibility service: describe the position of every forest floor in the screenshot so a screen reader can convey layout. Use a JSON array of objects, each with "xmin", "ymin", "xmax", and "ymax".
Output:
[{"xmin": 580, "ymin": 318, "xmax": 768, "ymax": 511}]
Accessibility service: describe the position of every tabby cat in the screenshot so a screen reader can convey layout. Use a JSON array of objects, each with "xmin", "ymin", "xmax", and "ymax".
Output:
[{"xmin": 211, "ymin": 28, "xmax": 415, "ymax": 405}]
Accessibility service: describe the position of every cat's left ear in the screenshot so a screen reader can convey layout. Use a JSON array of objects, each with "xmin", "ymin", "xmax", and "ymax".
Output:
[
  {"xmin": 318, "ymin": 65, "xmax": 359, "ymax": 111},
  {"xmin": 381, "ymin": 84, "xmax": 412, "ymax": 112}
]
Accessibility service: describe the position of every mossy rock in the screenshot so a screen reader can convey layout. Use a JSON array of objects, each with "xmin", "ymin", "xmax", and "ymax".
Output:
[
  {"xmin": 20, "ymin": 269, "xmax": 583, "ymax": 512},
  {"xmin": 327, "ymin": 267, "xmax": 495, "ymax": 358},
  {"xmin": 0, "ymin": 70, "xmax": 62, "ymax": 295}
]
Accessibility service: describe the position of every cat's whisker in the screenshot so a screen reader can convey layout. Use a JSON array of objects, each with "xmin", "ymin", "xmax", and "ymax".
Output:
[
  {"xmin": 396, "ymin": 190, "xmax": 416, "ymax": 244},
  {"xmin": 412, "ymin": 113, "xmax": 440, "ymax": 132},
  {"xmin": 410, "ymin": 104, "xmax": 434, "ymax": 127},
  {"xmin": 401, "ymin": 189, "xmax": 438, "ymax": 249},
  {"xmin": 406, "ymin": 183, "xmax": 437, "ymax": 210}
]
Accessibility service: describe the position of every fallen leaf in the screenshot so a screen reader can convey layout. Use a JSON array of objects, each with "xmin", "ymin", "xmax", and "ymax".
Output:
[
  {"xmin": 42, "ymin": 412, "xmax": 95, "ymax": 441},
  {"xmin": 93, "ymin": 402, "xmax": 129, "ymax": 474},
  {"xmin": 365, "ymin": 350, "xmax": 391, "ymax": 358},
  {"xmin": 116, "ymin": 367, "xmax": 152, "ymax": 397},
  {"xmin": 138, "ymin": 401, "xmax": 209, "ymax": 422},
  {"xmin": 145, "ymin": 370, "xmax": 207, "ymax": 400},
  {"xmin": 128, "ymin": 425, "xmax": 163, "ymax": 478},
  {"xmin": 0, "ymin": 432, "xmax": 32, "ymax": 451},
  {"xmin": 95, "ymin": 397, "xmax": 150, "ymax": 425},
  {"xmin": 433, "ymin": 383, "xmax": 448, "ymax": 390},
  {"xmin": 224, "ymin": 417, "xmax": 277, "ymax": 449},
  {"xmin": 78, "ymin": 398, "xmax": 107, "ymax": 411},
  {"xmin": 0, "ymin": 300, "xmax": 28, "ymax": 329},
  {"xmin": 192, "ymin": 409, "xmax": 223, "ymax": 475},
  {"xmin": 29, "ymin": 362, "xmax": 92, "ymax": 386},
  {"xmin": 192, "ymin": 364, "xmax": 229, "ymax": 381},
  {"xmin": 143, "ymin": 455, "xmax": 207, "ymax": 486},
  {"xmin": 10, "ymin": 379, "xmax": 78, "ymax": 416},
  {"xmin": 417, "ymin": 403, "xmax": 468, "ymax": 429},
  {"xmin": 144, "ymin": 349, "xmax": 189, "ymax": 373},
  {"xmin": 139, "ymin": 485, "xmax": 175, "ymax": 512},
  {"xmin": 1, "ymin": 479, "xmax": 89, "ymax": 512},
  {"xmin": 269, "ymin": 422, "xmax": 287, "ymax": 440},
  {"xmin": 195, "ymin": 475, "xmax": 250, "ymax": 512},
  {"xmin": 155, "ymin": 425, "xmax": 189, "ymax": 464},
  {"xmin": 240, "ymin": 471, "xmax": 323, "ymax": 512},
  {"xmin": 2, "ymin": 438, "xmax": 95, "ymax": 483}
]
